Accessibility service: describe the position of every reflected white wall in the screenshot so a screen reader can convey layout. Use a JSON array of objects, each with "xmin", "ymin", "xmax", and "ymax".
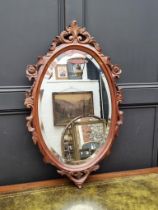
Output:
[{"xmin": 39, "ymin": 80, "xmax": 101, "ymax": 156}]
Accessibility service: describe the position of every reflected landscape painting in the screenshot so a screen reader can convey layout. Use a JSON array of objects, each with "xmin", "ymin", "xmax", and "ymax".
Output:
[{"xmin": 53, "ymin": 91, "xmax": 94, "ymax": 125}]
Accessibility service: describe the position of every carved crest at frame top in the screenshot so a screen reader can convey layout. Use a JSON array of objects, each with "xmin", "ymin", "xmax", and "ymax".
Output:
[{"xmin": 50, "ymin": 20, "xmax": 102, "ymax": 52}]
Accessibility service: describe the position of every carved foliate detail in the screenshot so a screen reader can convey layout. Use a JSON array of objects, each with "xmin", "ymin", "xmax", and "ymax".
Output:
[
  {"xmin": 116, "ymin": 90, "xmax": 123, "ymax": 104},
  {"xmin": 24, "ymin": 91, "xmax": 33, "ymax": 108},
  {"xmin": 115, "ymin": 89, "xmax": 123, "ymax": 135},
  {"xmin": 24, "ymin": 91, "xmax": 34, "ymax": 132},
  {"xmin": 24, "ymin": 92, "xmax": 38, "ymax": 145},
  {"xmin": 58, "ymin": 164, "xmax": 99, "ymax": 188},
  {"xmin": 103, "ymin": 56, "xmax": 111, "ymax": 65},
  {"xmin": 103, "ymin": 57, "xmax": 122, "ymax": 80},
  {"xmin": 111, "ymin": 64, "xmax": 122, "ymax": 79},
  {"xmin": 50, "ymin": 20, "xmax": 102, "ymax": 52},
  {"xmin": 26, "ymin": 65, "xmax": 37, "ymax": 81}
]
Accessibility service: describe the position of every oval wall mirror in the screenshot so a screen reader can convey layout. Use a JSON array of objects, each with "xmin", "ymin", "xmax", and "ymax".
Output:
[{"xmin": 25, "ymin": 21, "xmax": 123, "ymax": 188}]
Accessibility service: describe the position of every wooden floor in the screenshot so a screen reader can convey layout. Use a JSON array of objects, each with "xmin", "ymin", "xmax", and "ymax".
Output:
[{"xmin": 0, "ymin": 167, "xmax": 158, "ymax": 210}]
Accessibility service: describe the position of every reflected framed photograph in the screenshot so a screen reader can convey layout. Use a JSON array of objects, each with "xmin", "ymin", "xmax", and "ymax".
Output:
[
  {"xmin": 53, "ymin": 91, "xmax": 94, "ymax": 126},
  {"xmin": 55, "ymin": 64, "xmax": 68, "ymax": 80}
]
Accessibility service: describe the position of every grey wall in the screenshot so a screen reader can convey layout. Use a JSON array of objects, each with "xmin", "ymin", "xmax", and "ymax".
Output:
[{"xmin": 0, "ymin": 0, "xmax": 158, "ymax": 185}]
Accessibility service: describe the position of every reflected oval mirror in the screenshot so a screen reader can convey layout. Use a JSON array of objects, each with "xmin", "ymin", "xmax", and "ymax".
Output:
[
  {"xmin": 25, "ymin": 21, "xmax": 123, "ymax": 188},
  {"xmin": 61, "ymin": 116, "xmax": 107, "ymax": 165}
]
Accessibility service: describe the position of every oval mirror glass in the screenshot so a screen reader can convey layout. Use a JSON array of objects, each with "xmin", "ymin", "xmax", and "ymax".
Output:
[
  {"xmin": 62, "ymin": 116, "xmax": 107, "ymax": 165},
  {"xmin": 38, "ymin": 49, "xmax": 111, "ymax": 165}
]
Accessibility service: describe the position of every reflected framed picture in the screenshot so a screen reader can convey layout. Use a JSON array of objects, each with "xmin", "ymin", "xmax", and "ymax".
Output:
[
  {"xmin": 74, "ymin": 120, "xmax": 106, "ymax": 144},
  {"xmin": 73, "ymin": 118, "xmax": 106, "ymax": 160},
  {"xmin": 53, "ymin": 91, "xmax": 94, "ymax": 126},
  {"xmin": 55, "ymin": 64, "xmax": 68, "ymax": 80},
  {"xmin": 67, "ymin": 57, "xmax": 88, "ymax": 80}
]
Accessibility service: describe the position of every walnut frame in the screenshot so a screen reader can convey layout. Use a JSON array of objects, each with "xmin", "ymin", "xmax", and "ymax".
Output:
[{"xmin": 24, "ymin": 20, "xmax": 123, "ymax": 188}]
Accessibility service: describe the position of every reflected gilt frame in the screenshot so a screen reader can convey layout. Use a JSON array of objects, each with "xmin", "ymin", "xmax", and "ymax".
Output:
[{"xmin": 24, "ymin": 20, "xmax": 123, "ymax": 188}]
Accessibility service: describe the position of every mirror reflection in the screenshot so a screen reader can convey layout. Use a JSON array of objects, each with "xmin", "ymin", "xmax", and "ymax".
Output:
[
  {"xmin": 38, "ymin": 49, "xmax": 111, "ymax": 165},
  {"xmin": 62, "ymin": 116, "xmax": 107, "ymax": 164}
]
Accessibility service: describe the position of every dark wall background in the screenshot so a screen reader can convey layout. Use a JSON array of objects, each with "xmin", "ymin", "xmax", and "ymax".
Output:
[{"xmin": 0, "ymin": 0, "xmax": 158, "ymax": 185}]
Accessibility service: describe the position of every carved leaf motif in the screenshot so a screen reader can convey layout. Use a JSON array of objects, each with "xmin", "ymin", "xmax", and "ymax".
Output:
[
  {"xmin": 116, "ymin": 90, "xmax": 123, "ymax": 104},
  {"xmin": 88, "ymin": 37, "xmax": 102, "ymax": 52},
  {"xmin": 26, "ymin": 115, "xmax": 34, "ymax": 132},
  {"xmin": 104, "ymin": 56, "xmax": 111, "ymax": 65},
  {"xmin": 32, "ymin": 131, "xmax": 38, "ymax": 144},
  {"xmin": 114, "ymin": 110, "xmax": 123, "ymax": 137},
  {"xmin": 111, "ymin": 64, "xmax": 122, "ymax": 79},
  {"xmin": 24, "ymin": 95, "xmax": 34, "ymax": 109},
  {"xmin": 58, "ymin": 164, "xmax": 99, "ymax": 188},
  {"xmin": 50, "ymin": 36, "xmax": 62, "ymax": 51},
  {"xmin": 49, "ymin": 20, "xmax": 102, "ymax": 52},
  {"xmin": 26, "ymin": 65, "xmax": 37, "ymax": 81},
  {"xmin": 117, "ymin": 110, "xmax": 123, "ymax": 126},
  {"xmin": 24, "ymin": 92, "xmax": 35, "ymax": 133}
]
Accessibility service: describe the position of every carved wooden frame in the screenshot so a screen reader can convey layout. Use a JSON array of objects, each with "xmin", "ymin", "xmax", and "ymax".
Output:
[{"xmin": 24, "ymin": 20, "xmax": 123, "ymax": 188}]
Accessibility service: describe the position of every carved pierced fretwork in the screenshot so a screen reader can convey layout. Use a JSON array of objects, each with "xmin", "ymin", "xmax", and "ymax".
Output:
[
  {"xmin": 50, "ymin": 20, "xmax": 102, "ymax": 52},
  {"xmin": 58, "ymin": 164, "xmax": 99, "ymax": 188}
]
